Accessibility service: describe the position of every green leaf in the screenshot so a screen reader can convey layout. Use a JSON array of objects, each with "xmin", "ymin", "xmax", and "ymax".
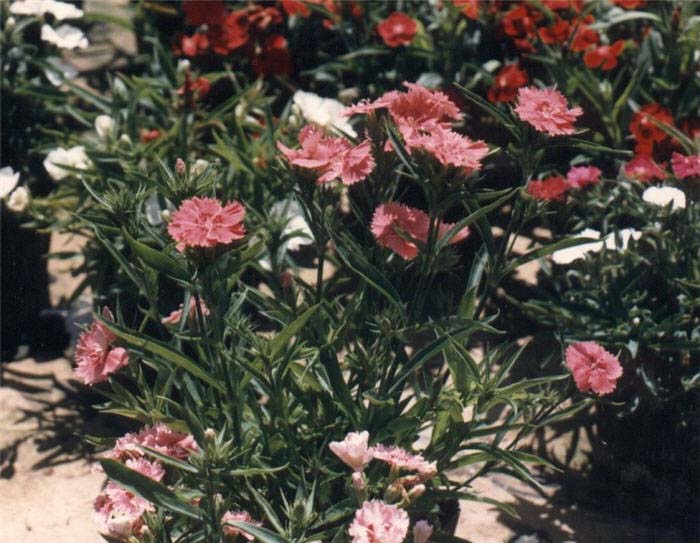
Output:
[
  {"xmin": 454, "ymin": 83, "xmax": 521, "ymax": 140},
  {"xmin": 268, "ymin": 305, "xmax": 319, "ymax": 360},
  {"xmin": 122, "ymin": 228, "xmax": 190, "ymax": 281},
  {"xmin": 225, "ymin": 522, "xmax": 290, "ymax": 543},
  {"xmin": 96, "ymin": 317, "xmax": 225, "ymax": 392},
  {"xmin": 501, "ymin": 236, "xmax": 601, "ymax": 277},
  {"xmin": 100, "ymin": 459, "xmax": 201, "ymax": 519}
]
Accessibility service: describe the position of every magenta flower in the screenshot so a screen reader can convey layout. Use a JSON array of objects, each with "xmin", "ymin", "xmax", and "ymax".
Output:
[
  {"xmin": 514, "ymin": 87, "xmax": 582, "ymax": 136},
  {"xmin": 329, "ymin": 431, "xmax": 373, "ymax": 472},
  {"xmin": 371, "ymin": 444, "xmax": 437, "ymax": 478},
  {"xmin": 565, "ymin": 342, "xmax": 623, "ymax": 396},
  {"xmin": 168, "ymin": 196, "xmax": 246, "ymax": 252},
  {"xmin": 566, "ymin": 166, "xmax": 601, "ymax": 189},
  {"xmin": 222, "ymin": 510, "xmax": 261, "ymax": 541},
  {"xmin": 111, "ymin": 422, "xmax": 198, "ymax": 461},
  {"xmin": 671, "ymin": 152, "xmax": 700, "ymax": 179},
  {"xmin": 623, "ymin": 155, "xmax": 667, "ymax": 183},
  {"xmin": 349, "ymin": 501, "xmax": 410, "ymax": 543},
  {"xmin": 371, "ymin": 203, "xmax": 469, "ymax": 260},
  {"xmin": 74, "ymin": 307, "xmax": 129, "ymax": 386},
  {"xmin": 162, "ymin": 297, "xmax": 210, "ymax": 326}
]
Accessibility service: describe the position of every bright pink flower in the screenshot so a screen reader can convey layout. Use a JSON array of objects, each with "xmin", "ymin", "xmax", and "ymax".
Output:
[
  {"xmin": 93, "ymin": 458, "xmax": 164, "ymax": 539},
  {"xmin": 162, "ymin": 297, "xmax": 211, "ymax": 326},
  {"xmin": 671, "ymin": 152, "xmax": 700, "ymax": 179},
  {"xmin": 514, "ymin": 87, "xmax": 582, "ymax": 136},
  {"xmin": 527, "ymin": 176, "xmax": 569, "ymax": 201},
  {"xmin": 371, "ymin": 445, "xmax": 437, "ymax": 478},
  {"xmin": 413, "ymin": 520, "xmax": 434, "ymax": 543},
  {"xmin": 623, "ymin": 155, "xmax": 667, "ymax": 182},
  {"xmin": 112, "ymin": 423, "xmax": 198, "ymax": 461},
  {"xmin": 565, "ymin": 341, "xmax": 623, "ymax": 395},
  {"xmin": 566, "ymin": 166, "xmax": 601, "ymax": 189},
  {"xmin": 168, "ymin": 196, "xmax": 246, "ymax": 252},
  {"xmin": 349, "ymin": 501, "xmax": 410, "ymax": 543},
  {"xmin": 410, "ymin": 125, "xmax": 489, "ymax": 172},
  {"xmin": 74, "ymin": 307, "xmax": 129, "ymax": 386},
  {"xmin": 329, "ymin": 431, "xmax": 373, "ymax": 472},
  {"xmin": 222, "ymin": 510, "xmax": 261, "ymax": 540},
  {"xmin": 371, "ymin": 203, "xmax": 469, "ymax": 260},
  {"xmin": 377, "ymin": 12, "xmax": 418, "ymax": 48},
  {"xmin": 278, "ymin": 125, "xmax": 375, "ymax": 185}
]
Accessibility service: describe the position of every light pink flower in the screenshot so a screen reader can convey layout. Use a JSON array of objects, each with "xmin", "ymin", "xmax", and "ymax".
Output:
[
  {"xmin": 93, "ymin": 458, "xmax": 164, "ymax": 539},
  {"xmin": 565, "ymin": 341, "xmax": 623, "ymax": 396},
  {"xmin": 162, "ymin": 297, "xmax": 211, "ymax": 326},
  {"xmin": 413, "ymin": 520, "xmax": 433, "ymax": 543},
  {"xmin": 514, "ymin": 87, "xmax": 582, "ymax": 136},
  {"xmin": 371, "ymin": 203, "xmax": 469, "ymax": 260},
  {"xmin": 410, "ymin": 125, "xmax": 489, "ymax": 171},
  {"xmin": 277, "ymin": 125, "xmax": 375, "ymax": 185},
  {"xmin": 623, "ymin": 155, "xmax": 667, "ymax": 182},
  {"xmin": 222, "ymin": 510, "xmax": 261, "ymax": 540},
  {"xmin": 111, "ymin": 423, "xmax": 198, "ymax": 461},
  {"xmin": 671, "ymin": 152, "xmax": 700, "ymax": 179},
  {"xmin": 329, "ymin": 431, "xmax": 373, "ymax": 472},
  {"xmin": 371, "ymin": 445, "xmax": 437, "ymax": 478},
  {"xmin": 349, "ymin": 501, "xmax": 410, "ymax": 543},
  {"xmin": 74, "ymin": 307, "xmax": 129, "ymax": 386},
  {"xmin": 566, "ymin": 166, "xmax": 601, "ymax": 189},
  {"xmin": 168, "ymin": 196, "xmax": 246, "ymax": 252}
]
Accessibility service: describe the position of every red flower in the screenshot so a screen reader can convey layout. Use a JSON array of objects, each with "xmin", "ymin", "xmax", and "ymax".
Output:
[
  {"xmin": 527, "ymin": 176, "xmax": 569, "ymax": 201},
  {"xmin": 377, "ymin": 12, "xmax": 418, "ymax": 48},
  {"xmin": 583, "ymin": 40, "xmax": 625, "ymax": 70},
  {"xmin": 543, "ymin": 0, "xmax": 583, "ymax": 10},
  {"xmin": 502, "ymin": 5, "xmax": 541, "ymax": 39},
  {"xmin": 611, "ymin": 0, "xmax": 645, "ymax": 8},
  {"xmin": 177, "ymin": 74, "xmax": 211, "ymax": 104},
  {"xmin": 252, "ymin": 34, "xmax": 293, "ymax": 76},
  {"xmin": 671, "ymin": 152, "xmax": 700, "ymax": 179},
  {"xmin": 182, "ymin": 0, "xmax": 225, "ymax": 27},
  {"xmin": 213, "ymin": 10, "xmax": 249, "ymax": 54},
  {"xmin": 281, "ymin": 0, "xmax": 311, "ymax": 17},
  {"xmin": 140, "ymin": 129, "xmax": 161, "ymax": 143},
  {"xmin": 538, "ymin": 19, "xmax": 571, "ymax": 45},
  {"xmin": 453, "ymin": 0, "xmax": 480, "ymax": 19},
  {"xmin": 246, "ymin": 5, "xmax": 283, "ymax": 32},
  {"xmin": 178, "ymin": 32, "xmax": 210, "ymax": 57},
  {"xmin": 623, "ymin": 155, "xmax": 667, "ymax": 182},
  {"xmin": 487, "ymin": 64, "xmax": 528, "ymax": 103},
  {"xmin": 629, "ymin": 103, "xmax": 674, "ymax": 155},
  {"xmin": 570, "ymin": 23, "xmax": 599, "ymax": 52}
]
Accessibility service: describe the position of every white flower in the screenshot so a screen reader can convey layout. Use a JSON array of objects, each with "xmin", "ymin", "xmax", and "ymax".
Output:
[
  {"xmin": 0, "ymin": 166, "xmax": 20, "ymax": 199},
  {"xmin": 119, "ymin": 134, "xmax": 132, "ymax": 145},
  {"xmin": 602, "ymin": 228, "xmax": 642, "ymax": 251},
  {"xmin": 10, "ymin": 0, "xmax": 83, "ymax": 20},
  {"xmin": 43, "ymin": 56, "xmax": 78, "ymax": 86},
  {"xmin": 551, "ymin": 228, "xmax": 603, "ymax": 265},
  {"xmin": 41, "ymin": 23, "xmax": 88, "ymax": 50},
  {"xmin": 270, "ymin": 199, "xmax": 313, "ymax": 252},
  {"xmin": 177, "ymin": 59, "xmax": 191, "ymax": 75},
  {"xmin": 292, "ymin": 90, "xmax": 357, "ymax": 138},
  {"xmin": 642, "ymin": 186, "xmax": 686, "ymax": 211},
  {"xmin": 95, "ymin": 115, "xmax": 114, "ymax": 139},
  {"xmin": 7, "ymin": 186, "xmax": 30, "ymax": 212},
  {"xmin": 43, "ymin": 146, "xmax": 90, "ymax": 181},
  {"xmin": 191, "ymin": 159, "xmax": 209, "ymax": 176}
]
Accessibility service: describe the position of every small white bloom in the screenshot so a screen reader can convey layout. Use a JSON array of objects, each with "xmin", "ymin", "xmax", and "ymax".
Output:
[
  {"xmin": 292, "ymin": 90, "xmax": 357, "ymax": 138},
  {"xmin": 7, "ymin": 186, "xmax": 30, "ymax": 212},
  {"xmin": 603, "ymin": 228, "xmax": 642, "ymax": 251},
  {"xmin": 41, "ymin": 23, "xmax": 88, "ymax": 50},
  {"xmin": 551, "ymin": 228, "xmax": 603, "ymax": 265},
  {"xmin": 95, "ymin": 115, "xmax": 114, "ymax": 139},
  {"xmin": 43, "ymin": 146, "xmax": 90, "ymax": 181},
  {"xmin": 191, "ymin": 159, "xmax": 209, "ymax": 176},
  {"xmin": 0, "ymin": 166, "xmax": 20, "ymax": 199},
  {"xmin": 119, "ymin": 134, "xmax": 132, "ymax": 145},
  {"xmin": 177, "ymin": 59, "xmax": 191, "ymax": 75},
  {"xmin": 270, "ymin": 199, "xmax": 313, "ymax": 252},
  {"xmin": 43, "ymin": 56, "xmax": 78, "ymax": 86},
  {"xmin": 10, "ymin": 0, "xmax": 83, "ymax": 19},
  {"xmin": 642, "ymin": 186, "xmax": 686, "ymax": 211},
  {"xmin": 5, "ymin": 16, "xmax": 16, "ymax": 30}
]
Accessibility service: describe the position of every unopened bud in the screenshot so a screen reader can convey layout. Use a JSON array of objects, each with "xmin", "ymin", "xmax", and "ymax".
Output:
[
  {"xmin": 385, "ymin": 482, "xmax": 406, "ymax": 503},
  {"xmin": 351, "ymin": 471, "xmax": 365, "ymax": 492},
  {"xmin": 175, "ymin": 158, "xmax": 186, "ymax": 175},
  {"xmin": 5, "ymin": 17, "xmax": 16, "ymax": 31},
  {"xmin": 119, "ymin": 133, "xmax": 132, "ymax": 145},
  {"xmin": 407, "ymin": 484, "xmax": 426, "ymax": 500},
  {"xmin": 204, "ymin": 428, "xmax": 217, "ymax": 441},
  {"xmin": 161, "ymin": 209, "xmax": 171, "ymax": 222}
]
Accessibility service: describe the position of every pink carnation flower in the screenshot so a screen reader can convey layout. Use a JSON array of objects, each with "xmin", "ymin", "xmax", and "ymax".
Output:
[
  {"xmin": 566, "ymin": 166, "xmax": 601, "ymax": 189},
  {"xmin": 93, "ymin": 458, "xmax": 164, "ymax": 539},
  {"xmin": 162, "ymin": 297, "xmax": 210, "ymax": 326},
  {"xmin": 565, "ymin": 341, "xmax": 623, "ymax": 396},
  {"xmin": 329, "ymin": 431, "xmax": 373, "ymax": 472},
  {"xmin": 222, "ymin": 510, "xmax": 261, "ymax": 540},
  {"xmin": 111, "ymin": 422, "xmax": 198, "ymax": 461},
  {"xmin": 277, "ymin": 125, "xmax": 375, "ymax": 185},
  {"xmin": 514, "ymin": 87, "xmax": 582, "ymax": 136},
  {"xmin": 349, "ymin": 501, "xmax": 410, "ymax": 543},
  {"xmin": 74, "ymin": 307, "xmax": 129, "ymax": 386},
  {"xmin": 168, "ymin": 196, "xmax": 246, "ymax": 252},
  {"xmin": 371, "ymin": 444, "xmax": 437, "ymax": 478},
  {"xmin": 413, "ymin": 520, "xmax": 434, "ymax": 543},
  {"xmin": 671, "ymin": 152, "xmax": 700, "ymax": 179},
  {"xmin": 410, "ymin": 125, "xmax": 489, "ymax": 171},
  {"xmin": 623, "ymin": 155, "xmax": 667, "ymax": 182},
  {"xmin": 371, "ymin": 203, "xmax": 469, "ymax": 260}
]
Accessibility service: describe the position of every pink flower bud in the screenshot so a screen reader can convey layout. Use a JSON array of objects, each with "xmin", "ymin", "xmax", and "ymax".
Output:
[
  {"xmin": 413, "ymin": 520, "xmax": 433, "ymax": 543},
  {"xmin": 175, "ymin": 158, "xmax": 186, "ymax": 175}
]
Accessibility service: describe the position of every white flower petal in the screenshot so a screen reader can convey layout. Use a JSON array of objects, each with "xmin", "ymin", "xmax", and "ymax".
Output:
[
  {"xmin": 642, "ymin": 186, "xmax": 686, "ymax": 211},
  {"xmin": 95, "ymin": 115, "xmax": 114, "ymax": 139},
  {"xmin": 292, "ymin": 90, "xmax": 357, "ymax": 138},
  {"xmin": 0, "ymin": 166, "xmax": 20, "ymax": 199},
  {"xmin": 43, "ymin": 146, "xmax": 90, "ymax": 181},
  {"xmin": 41, "ymin": 23, "xmax": 88, "ymax": 50},
  {"xmin": 551, "ymin": 229, "xmax": 602, "ymax": 265},
  {"xmin": 7, "ymin": 186, "xmax": 30, "ymax": 212},
  {"xmin": 10, "ymin": 0, "xmax": 83, "ymax": 19}
]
